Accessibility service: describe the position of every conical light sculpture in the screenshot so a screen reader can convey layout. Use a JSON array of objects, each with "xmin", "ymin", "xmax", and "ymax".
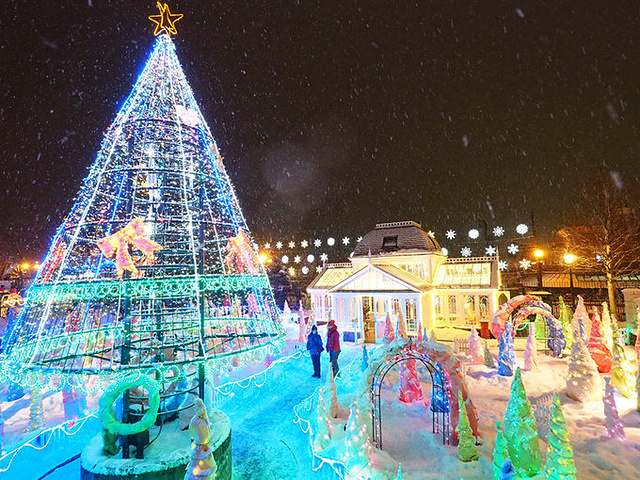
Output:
[{"xmin": 4, "ymin": 33, "xmax": 283, "ymax": 386}]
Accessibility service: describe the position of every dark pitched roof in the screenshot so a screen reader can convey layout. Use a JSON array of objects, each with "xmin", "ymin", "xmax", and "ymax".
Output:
[{"xmin": 353, "ymin": 221, "xmax": 441, "ymax": 257}]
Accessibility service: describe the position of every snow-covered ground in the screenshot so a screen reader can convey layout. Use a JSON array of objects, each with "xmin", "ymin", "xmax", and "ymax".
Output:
[
  {"xmin": 1, "ymin": 325, "xmax": 639, "ymax": 479},
  {"xmin": 297, "ymin": 328, "xmax": 640, "ymax": 479}
]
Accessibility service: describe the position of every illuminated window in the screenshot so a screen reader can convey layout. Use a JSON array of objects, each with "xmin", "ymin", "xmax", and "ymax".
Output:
[
  {"xmin": 448, "ymin": 295, "xmax": 457, "ymax": 315},
  {"xmin": 405, "ymin": 299, "xmax": 417, "ymax": 333},
  {"xmin": 479, "ymin": 295, "xmax": 489, "ymax": 320},
  {"xmin": 435, "ymin": 295, "xmax": 441, "ymax": 315},
  {"xmin": 392, "ymin": 299, "xmax": 402, "ymax": 317},
  {"xmin": 465, "ymin": 296, "xmax": 476, "ymax": 324}
]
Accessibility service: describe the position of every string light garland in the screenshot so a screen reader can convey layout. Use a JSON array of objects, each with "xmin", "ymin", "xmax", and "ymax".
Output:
[
  {"xmin": 292, "ymin": 354, "xmax": 371, "ymax": 478},
  {"xmin": 0, "ymin": 346, "xmax": 308, "ymax": 474}
]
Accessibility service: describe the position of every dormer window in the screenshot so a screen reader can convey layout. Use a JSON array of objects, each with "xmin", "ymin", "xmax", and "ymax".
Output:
[{"xmin": 381, "ymin": 235, "xmax": 398, "ymax": 252}]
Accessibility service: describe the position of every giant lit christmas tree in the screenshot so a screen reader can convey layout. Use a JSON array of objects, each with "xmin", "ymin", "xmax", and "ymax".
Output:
[{"xmin": 3, "ymin": 9, "xmax": 283, "ymax": 395}]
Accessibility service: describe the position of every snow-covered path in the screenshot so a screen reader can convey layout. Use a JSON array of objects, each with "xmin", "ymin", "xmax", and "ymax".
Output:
[
  {"xmin": 218, "ymin": 345, "xmax": 358, "ymax": 479},
  {"xmin": 2, "ymin": 344, "xmax": 359, "ymax": 480}
]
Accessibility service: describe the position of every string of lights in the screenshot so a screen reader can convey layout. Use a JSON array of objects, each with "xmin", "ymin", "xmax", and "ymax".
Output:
[
  {"xmin": 0, "ymin": 345, "xmax": 308, "ymax": 474},
  {"xmin": 291, "ymin": 353, "xmax": 371, "ymax": 479},
  {"xmin": 257, "ymin": 222, "xmax": 535, "ymax": 276}
]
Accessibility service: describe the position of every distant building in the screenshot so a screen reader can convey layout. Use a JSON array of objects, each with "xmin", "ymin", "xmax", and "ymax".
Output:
[{"xmin": 307, "ymin": 221, "xmax": 507, "ymax": 343}]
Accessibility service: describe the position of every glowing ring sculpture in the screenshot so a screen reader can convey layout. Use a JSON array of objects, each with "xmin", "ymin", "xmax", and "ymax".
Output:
[{"xmin": 98, "ymin": 373, "xmax": 161, "ymax": 436}]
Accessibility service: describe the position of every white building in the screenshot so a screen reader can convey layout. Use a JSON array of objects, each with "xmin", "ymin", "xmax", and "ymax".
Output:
[{"xmin": 307, "ymin": 221, "xmax": 507, "ymax": 343}]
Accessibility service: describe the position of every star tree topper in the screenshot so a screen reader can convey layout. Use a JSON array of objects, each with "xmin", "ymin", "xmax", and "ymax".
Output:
[{"xmin": 149, "ymin": 2, "xmax": 184, "ymax": 36}]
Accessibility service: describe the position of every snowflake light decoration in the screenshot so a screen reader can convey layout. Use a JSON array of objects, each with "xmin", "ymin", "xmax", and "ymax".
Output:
[
  {"xmin": 468, "ymin": 228, "xmax": 480, "ymax": 239},
  {"xmin": 288, "ymin": 267, "xmax": 295, "ymax": 276},
  {"xmin": 446, "ymin": 229, "xmax": 456, "ymax": 240},
  {"xmin": 320, "ymin": 253, "xmax": 328, "ymax": 262},
  {"xmin": 499, "ymin": 260, "xmax": 508, "ymax": 271},
  {"xmin": 428, "ymin": 230, "xmax": 435, "ymax": 238},
  {"xmin": 493, "ymin": 226, "xmax": 504, "ymax": 237},
  {"xmin": 507, "ymin": 243, "xmax": 519, "ymax": 255},
  {"xmin": 288, "ymin": 241, "xmax": 295, "ymax": 248},
  {"xmin": 516, "ymin": 223, "xmax": 529, "ymax": 235},
  {"xmin": 276, "ymin": 241, "xmax": 283, "ymax": 250},
  {"xmin": 307, "ymin": 254, "xmax": 314, "ymax": 263},
  {"xmin": 316, "ymin": 266, "xmax": 322, "ymax": 272},
  {"xmin": 314, "ymin": 239, "xmax": 321, "ymax": 248},
  {"xmin": 281, "ymin": 255, "xmax": 289, "ymax": 264},
  {"xmin": 300, "ymin": 240, "xmax": 308, "ymax": 248},
  {"xmin": 294, "ymin": 255, "xmax": 301, "ymax": 263},
  {"xmin": 327, "ymin": 237, "xmax": 335, "ymax": 246},
  {"xmin": 264, "ymin": 243, "xmax": 271, "ymax": 249},
  {"xmin": 302, "ymin": 266, "xmax": 309, "ymax": 275},
  {"xmin": 342, "ymin": 237, "xmax": 350, "ymax": 245},
  {"xmin": 485, "ymin": 245, "xmax": 497, "ymax": 256},
  {"xmin": 441, "ymin": 247, "xmax": 449, "ymax": 256},
  {"xmin": 461, "ymin": 247, "xmax": 472, "ymax": 257},
  {"xmin": 356, "ymin": 236, "xmax": 363, "ymax": 243},
  {"xmin": 519, "ymin": 259, "xmax": 532, "ymax": 270}
]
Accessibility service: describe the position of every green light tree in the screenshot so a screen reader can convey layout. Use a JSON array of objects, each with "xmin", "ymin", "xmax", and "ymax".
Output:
[
  {"xmin": 456, "ymin": 391, "xmax": 478, "ymax": 462},
  {"xmin": 611, "ymin": 320, "xmax": 635, "ymax": 398},
  {"xmin": 558, "ymin": 297, "xmax": 573, "ymax": 350},
  {"xmin": 493, "ymin": 420, "xmax": 509, "ymax": 480},
  {"xmin": 502, "ymin": 368, "xmax": 543, "ymax": 477},
  {"xmin": 484, "ymin": 340, "xmax": 495, "ymax": 368},
  {"xmin": 543, "ymin": 393, "xmax": 577, "ymax": 480}
]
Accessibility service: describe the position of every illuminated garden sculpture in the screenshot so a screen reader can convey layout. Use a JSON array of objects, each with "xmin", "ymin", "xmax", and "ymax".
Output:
[{"xmin": 2, "ymin": 6, "xmax": 283, "ymax": 441}]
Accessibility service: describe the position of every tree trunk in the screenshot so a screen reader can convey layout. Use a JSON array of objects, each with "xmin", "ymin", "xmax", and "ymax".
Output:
[{"xmin": 606, "ymin": 272, "xmax": 618, "ymax": 320}]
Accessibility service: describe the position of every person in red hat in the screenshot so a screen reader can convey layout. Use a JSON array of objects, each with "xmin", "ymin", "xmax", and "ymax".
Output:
[{"xmin": 326, "ymin": 320, "xmax": 341, "ymax": 377}]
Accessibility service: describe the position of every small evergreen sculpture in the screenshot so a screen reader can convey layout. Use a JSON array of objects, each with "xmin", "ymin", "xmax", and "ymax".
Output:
[
  {"xmin": 502, "ymin": 368, "xmax": 543, "ymax": 477},
  {"xmin": 484, "ymin": 340, "xmax": 495, "ymax": 368},
  {"xmin": 524, "ymin": 326, "xmax": 540, "ymax": 372},
  {"xmin": 325, "ymin": 367, "xmax": 339, "ymax": 418},
  {"xmin": 587, "ymin": 311, "xmax": 613, "ymax": 373},
  {"xmin": 566, "ymin": 330, "xmax": 603, "ymax": 402},
  {"xmin": 342, "ymin": 399, "xmax": 373, "ymax": 472},
  {"xmin": 469, "ymin": 325, "xmax": 484, "ymax": 363},
  {"xmin": 543, "ymin": 393, "xmax": 577, "ymax": 480},
  {"xmin": 361, "ymin": 345, "xmax": 369, "ymax": 372},
  {"xmin": 611, "ymin": 320, "xmax": 635, "ymax": 398},
  {"xmin": 456, "ymin": 391, "xmax": 478, "ymax": 462},
  {"xmin": 383, "ymin": 313, "xmax": 395, "ymax": 344},
  {"xmin": 313, "ymin": 388, "xmax": 331, "ymax": 450},
  {"xmin": 498, "ymin": 331, "xmax": 513, "ymax": 376},
  {"xmin": 603, "ymin": 378, "xmax": 626, "ymax": 441},
  {"xmin": 493, "ymin": 421, "xmax": 509, "ymax": 480}
]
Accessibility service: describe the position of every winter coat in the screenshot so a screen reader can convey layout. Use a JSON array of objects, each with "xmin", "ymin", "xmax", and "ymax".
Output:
[
  {"xmin": 326, "ymin": 326, "xmax": 341, "ymax": 352},
  {"xmin": 306, "ymin": 332, "xmax": 324, "ymax": 355}
]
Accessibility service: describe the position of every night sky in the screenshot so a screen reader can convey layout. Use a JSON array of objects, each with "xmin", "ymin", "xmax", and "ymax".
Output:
[{"xmin": 2, "ymin": 1, "xmax": 639, "ymax": 264}]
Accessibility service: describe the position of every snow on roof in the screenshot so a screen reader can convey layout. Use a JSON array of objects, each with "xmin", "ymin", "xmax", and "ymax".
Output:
[{"xmin": 353, "ymin": 221, "xmax": 441, "ymax": 257}]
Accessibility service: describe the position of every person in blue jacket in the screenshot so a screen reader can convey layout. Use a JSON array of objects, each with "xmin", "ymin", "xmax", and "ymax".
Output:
[{"xmin": 306, "ymin": 325, "xmax": 324, "ymax": 378}]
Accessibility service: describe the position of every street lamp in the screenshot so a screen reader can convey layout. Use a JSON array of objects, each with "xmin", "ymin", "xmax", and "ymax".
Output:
[
  {"xmin": 564, "ymin": 253, "xmax": 576, "ymax": 306},
  {"xmin": 533, "ymin": 249, "xmax": 544, "ymax": 289}
]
